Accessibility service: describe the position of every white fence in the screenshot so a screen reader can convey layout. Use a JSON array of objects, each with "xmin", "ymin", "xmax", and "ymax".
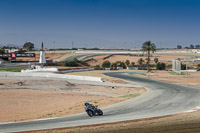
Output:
[
  {"xmin": 21, "ymin": 68, "xmax": 58, "ymax": 73},
  {"xmin": 0, "ymin": 72, "xmax": 102, "ymax": 82}
]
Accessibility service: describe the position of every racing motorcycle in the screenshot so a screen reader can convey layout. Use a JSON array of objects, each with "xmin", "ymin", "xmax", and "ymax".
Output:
[{"xmin": 85, "ymin": 104, "xmax": 103, "ymax": 117}]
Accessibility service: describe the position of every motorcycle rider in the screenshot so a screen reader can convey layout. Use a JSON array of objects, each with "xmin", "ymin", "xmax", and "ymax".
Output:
[
  {"xmin": 84, "ymin": 101, "xmax": 103, "ymax": 117},
  {"xmin": 85, "ymin": 101, "xmax": 96, "ymax": 109}
]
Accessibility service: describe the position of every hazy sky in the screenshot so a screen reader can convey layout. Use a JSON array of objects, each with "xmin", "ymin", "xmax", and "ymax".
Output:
[{"xmin": 0, "ymin": 0, "xmax": 200, "ymax": 49}]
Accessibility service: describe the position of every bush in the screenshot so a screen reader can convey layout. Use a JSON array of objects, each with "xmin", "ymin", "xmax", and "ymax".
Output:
[
  {"xmin": 154, "ymin": 58, "xmax": 159, "ymax": 64},
  {"xmin": 102, "ymin": 61, "xmax": 111, "ymax": 68},
  {"xmin": 137, "ymin": 58, "xmax": 144, "ymax": 66},
  {"xmin": 130, "ymin": 62, "xmax": 135, "ymax": 67},
  {"xmin": 156, "ymin": 62, "xmax": 166, "ymax": 70},
  {"xmin": 94, "ymin": 65, "xmax": 100, "ymax": 68},
  {"xmin": 125, "ymin": 60, "xmax": 130, "ymax": 66},
  {"xmin": 65, "ymin": 60, "xmax": 79, "ymax": 67},
  {"xmin": 197, "ymin": 64, "xmax": 200, "ymax": 71},
  {"xmin": 181, "ymin": 63, "xmax": 186, "ymax": 70},
  {"xmin": 0, "ymin": 49, "xmax": 5, "ymax": 54},
  {"xmin": 112, "ymin": 61, "xmax": 126, "ymax": 69}
]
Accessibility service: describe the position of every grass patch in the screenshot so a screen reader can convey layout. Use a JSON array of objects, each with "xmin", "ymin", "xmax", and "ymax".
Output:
[
  {"xmin": 168, "ymin": 71, "xmax": 185, "ymax": 75},
  {"xmin": 120, "ymin": 94, "xmax": 139, "ymax": 98},
  {"xmin": 0, "ymin": 68, "xmax": 22, "ymax": 72}
]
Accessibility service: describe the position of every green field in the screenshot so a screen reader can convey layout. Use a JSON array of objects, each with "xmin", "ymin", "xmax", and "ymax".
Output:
[
  {"xmin": 0, "ymin": 68, "xmax": 22, "ymax": 72},
  {"xmin": 120, "ymin": 94, "xmax": 139, "ymax": 98},
  {"xmin": 168, "ymin": 71, "xmax": 185, "ymax": 75}
]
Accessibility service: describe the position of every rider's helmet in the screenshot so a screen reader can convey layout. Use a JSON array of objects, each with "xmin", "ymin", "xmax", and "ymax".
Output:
[{"xmin": 85, "ymin": 101, "xmax": 89, "ymax": 106}]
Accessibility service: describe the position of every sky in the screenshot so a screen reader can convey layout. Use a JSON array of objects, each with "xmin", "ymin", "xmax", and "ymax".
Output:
[{"xmin": 0, "ymin": 0, "xmax": 200, "ymax": 49}]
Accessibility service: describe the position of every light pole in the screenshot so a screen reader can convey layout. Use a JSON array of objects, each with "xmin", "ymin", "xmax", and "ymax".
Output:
[{"xmin": 53, "ymin": 41, "xmax": 55, "ymax": 54}]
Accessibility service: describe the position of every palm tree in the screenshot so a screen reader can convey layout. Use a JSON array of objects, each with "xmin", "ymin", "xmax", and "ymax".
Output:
[{"xmin": 142, "ymin": 41, "xmax": 156, "ymax": 72}]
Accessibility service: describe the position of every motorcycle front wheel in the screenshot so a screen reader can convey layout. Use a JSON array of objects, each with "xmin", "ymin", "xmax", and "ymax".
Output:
[
  {"xmin": 98, "ymin": 109, "xmax": 103, "ymax": 116},
  {"xmin": 87, "ymin": 110, "xmax": 93, "ymax": 117}
]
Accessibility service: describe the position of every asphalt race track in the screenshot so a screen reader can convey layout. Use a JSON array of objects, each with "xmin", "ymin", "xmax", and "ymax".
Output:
[
  {"xmin": 1, "ymin": 72, "xmax": 200, "ymax": 132},
  {"xmin": 0, "ymin": 63, "xmax": 29, "ymax": 69}
]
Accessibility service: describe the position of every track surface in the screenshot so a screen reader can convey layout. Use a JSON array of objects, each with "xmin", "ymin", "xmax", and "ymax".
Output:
[
  {"xmin": 1, "ymin": 72, "xmax": 200, "ymax": 133},
  {"xmin": 0, "ymin": 63, "xmax": 29, "ymax": 69}
]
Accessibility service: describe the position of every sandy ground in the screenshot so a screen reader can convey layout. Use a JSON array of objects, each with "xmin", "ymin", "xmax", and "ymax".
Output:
[
  {"xmin": 3, "ymin": 51, "xmax": 200, "ymax": 132},
  {"xmin": 21, "ymin": 70, "xmax": 200, "ymax": 133},
  {"xmin": 29, "ymin": 70, "xmax": 200, "ymax": 133},
  {"xmin": 55, "ymin": 53, "xmax": 86, "ymax": 62},
  {"xmin": 0, "ymin": 77, "xmax": 145, "ymax": 122},
  {"xmin": 67, "ymin": 69, "xmax": 200, "ymax": 88},
  {"xmin": 30, "ymin": 110, "xmax": 200, "ymax": 133},
  {"xmin": 16, "ymin": 52, "xmax": 195, "ymax": 65},
  {"xmin": 134, "ymin": 71, "xmax": 200, "ymax": 88},
  {"xmin": 66, "ymin": 70, "xmax": 136, "ymax": 84},
  {"xmin": 86, "ymin": 53, "xmax": 192, "ymax": 67},
  {"xmin": 16, "ymin": 53, "xmax": 65, "ymax": 62}
]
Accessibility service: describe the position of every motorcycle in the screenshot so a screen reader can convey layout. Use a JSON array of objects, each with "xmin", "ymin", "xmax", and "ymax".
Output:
[{"xmin": 85, "ymin": 105, "xmax": 103, "ymax": 117}]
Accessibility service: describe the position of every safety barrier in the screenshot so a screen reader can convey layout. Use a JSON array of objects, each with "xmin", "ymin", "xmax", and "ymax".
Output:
[{"xmin": 0, "ymin": 72, "xmax": 102, "ymax": 82}]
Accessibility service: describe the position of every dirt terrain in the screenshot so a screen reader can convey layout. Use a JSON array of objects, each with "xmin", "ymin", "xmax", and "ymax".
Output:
[
  {"xmin": 3, "ymin": 51, "xmax": 200, "ymax": 132},
  {"xmin": 34, "ymin": 70, "xmax": 200, "ymax": 133},
  {"xmin": 0, "ymin": 77, "xmax": 145, "ymax": 122},
  {"xmin": 86, "ymin": 53, "xmax": 192, "ymax": 67},
  {"xmin": 135, "ymin": 71, "xmax": 200, "ymax": 88},
  {"xmin": 29, "ymin": 110, "xmax": 200, "ymax": 133},
  {"xmin": 15, "ymin": 53, "xmax": 65, "ymax": 62},
  {"xmin": 69, "ymin": 70, "xmax": 200, "ymax": 88},
  {"xmin": 66, "ymin": 70, "xmax": 135, "ymax": 84}
]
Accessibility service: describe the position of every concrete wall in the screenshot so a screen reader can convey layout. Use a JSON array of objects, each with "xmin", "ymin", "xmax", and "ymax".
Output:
[
  {"xmin": 0, "ymin": 72, "xmax": 102, "ymax": 82},
  {"xmin": 61, "ymin": 68, "xmax": 94, "ymax": 73},
  {"xmin": 172, "ymin": 59, "xmax": 181, "ymax": 71},
  {"xmin": 21, "ymin": 68, "xmax": 58, "ymax": 72}
]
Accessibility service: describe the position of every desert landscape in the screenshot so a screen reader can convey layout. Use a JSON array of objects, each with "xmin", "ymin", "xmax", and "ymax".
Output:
[
  {"xmin": 15, "ymin": 69, "xmax": 200, "ymax": 133},
  {"xmin": 1, "ymin": 1, "xmax": 200, "ymax": 132},
  {"xmin": 0, "ymin": 76, "xmax": 145, "ymax": 122},
  {"xmin": 1, "ymin": 50, "xmax": 200, "ymax": 133}
]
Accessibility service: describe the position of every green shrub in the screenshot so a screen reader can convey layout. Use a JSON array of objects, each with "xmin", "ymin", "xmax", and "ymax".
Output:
[
  {"xmin": 112, "ymin": 61, "xmax": 126, "ymax": 69},
  {"xmin": 154, "ymin": 57, "xmax": 159, "ymax": 64},
  {"xmin": 156, "ymin": 62, "xmax": 166, "ymax": 70},
  {"xmin": 94, "ymin": 65, "xmax": 100, "ymax": 68},
  {"xmin": 102, "ymin": 61, "xmax": 111, "ymax": 68},
  {"xmin": 130, "ymin": 62, "xmax": 135, "ymax": 67},
  {"xmin": 137, "ymin": 58, "xmax": 144, "ymax": 66},
  {"xmin": 65, "ymin": 60, "xmax": 79, "ymax": 67},
  {"xmin": 197, "ymin": 64, "xmax": 200, "ymax": 71},
  {"xmin": 181, "ymin": 63, "xmax": 186, "ymax": 70},
  {"xmin": 125, "ymin": 60, "xmax": 130, "ymax": 66}
]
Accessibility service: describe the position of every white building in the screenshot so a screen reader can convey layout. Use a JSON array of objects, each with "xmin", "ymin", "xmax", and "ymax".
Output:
[{"xmin": 4, "ymin": 48, "xmax": 19, "ymax": 53}]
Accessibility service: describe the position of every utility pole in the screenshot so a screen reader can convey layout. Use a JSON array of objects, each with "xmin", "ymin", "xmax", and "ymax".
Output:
[
  {"xmin": 53, "ymin": 41, "xmax": 55, "ymax": 54},
  {"xmin": 72, "ymin": 41, "xmax": 74, "ymax": 49},
  {"xmin": 186, "ymin": 63, "xmax": 188, "ymax": 77}
]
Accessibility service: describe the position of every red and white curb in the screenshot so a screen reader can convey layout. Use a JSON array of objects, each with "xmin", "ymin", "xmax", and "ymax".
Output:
[{"xmin": 184, "ymin": 106, "xmax": 200, "ymax": 113}]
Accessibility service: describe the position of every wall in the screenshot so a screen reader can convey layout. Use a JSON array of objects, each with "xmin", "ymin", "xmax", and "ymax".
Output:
[{"xmin": 0, "ymin": 72, "xmax": 102, "ymax": 82}]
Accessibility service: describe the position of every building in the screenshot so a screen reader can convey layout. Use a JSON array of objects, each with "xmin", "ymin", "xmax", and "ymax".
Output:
[{"xmin": 4, "ymin": 48, "xmax": 19, "ymax": 53}]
